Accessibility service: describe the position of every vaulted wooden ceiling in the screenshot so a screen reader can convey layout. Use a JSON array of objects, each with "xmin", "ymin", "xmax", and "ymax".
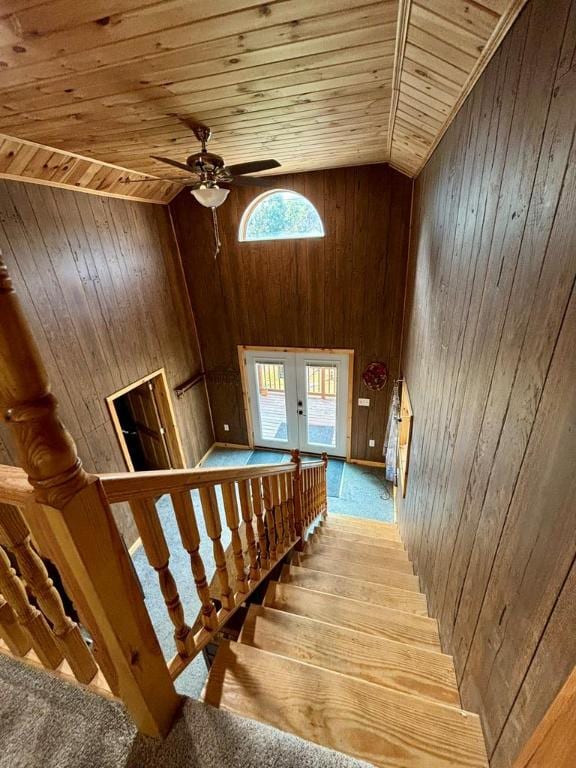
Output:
[{"xmin": 0, "ymin": 0, "xmax": 527, "ymax": 203}]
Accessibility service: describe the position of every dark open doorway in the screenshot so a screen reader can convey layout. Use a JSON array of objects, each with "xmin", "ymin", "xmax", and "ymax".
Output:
[{"xmin": 106, "ymin": 369, "xmax": 186, "ymax": 471}]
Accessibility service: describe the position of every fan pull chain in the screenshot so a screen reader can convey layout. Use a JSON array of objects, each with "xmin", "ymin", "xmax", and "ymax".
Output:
[{"xmin": 211, "ymin": 206, "xmax": 221, "ymax": 259}]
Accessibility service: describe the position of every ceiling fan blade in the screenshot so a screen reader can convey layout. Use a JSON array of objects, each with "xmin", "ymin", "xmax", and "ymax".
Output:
[
  {"xmin": 225, "ymin": 159, "xmax": 281, "ymax": 176},
  {"xmin": 120, "ymin": 176, "xmax": 197, "ymax": 183},
  {"xmin": 151, "ymin": 155, "xmax": 196, "ymax": 173},
  {"xmin": 226, "ymin": 175, "xmax": 275, "ymax": 188}
]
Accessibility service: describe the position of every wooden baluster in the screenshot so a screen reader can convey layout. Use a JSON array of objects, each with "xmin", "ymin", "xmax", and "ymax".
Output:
[
  {"xmin": 0, "ymin": 255, "xmax": 180, "ymax": 737},
  {"xmin": 291, "ymin": 450, "xmax": 304, "ymax": 549},
  {"xmin": 250, "ymin": 477, "xmax": 269, "ymax": 569},
  {"xmin": 262, "ymin": 477, "xmax": 277, "ymax": 563},
  {"xmin": 0, "ymin": 592, "xmax": 31, "ymax": 656},
  {"xmin": 171, "ymin": 490, "xmax": 217, "ymax": 632},
  {"xmin": 310, "ymin": 467, "xmax": 316, "ymax": 520},
  {"xmin": 0, "ymin": 502, "xmax": 97, "ymax": 683},
  {"xmin": 238, "ymin": 480, "xmax": 260, "ymax": 582},
  {"xmin": 321, "ymin": 452, "xmax": 329, "ymax": 518},
  {"xmin": 131, "ymin": 498, "xmax": 193, "ymax": 657},
  {"xmin": 222, "ymin": 483, "xmax": 248, "ymax": 595},
  {"xmin": 279, "ymin": 473, "xmax": 291, "ymax": 546},
  {"xmin": 198, "ymin": 486, "xmax": 234, "ymax": 610},
  {"xmin": 285, "ymin": 471, "xmax": 296, "ymax": 541},
  {"xmin": 302, "ymin": 469, "xmax": 310, "ymax": 528},
  {"xmin": 310, "ymin": 469, "xmax": 316, "ymax": 523},
  {"xmin": 271, "ymin": 474, "xmax": 284, "ymax": 554},
  {"xmin": 314, "ymin": 466, "xmax": 321, "ymax": 518},
  {"xmin": 0, "ymin": 544, "xmax": 62, "ymax": 669}
]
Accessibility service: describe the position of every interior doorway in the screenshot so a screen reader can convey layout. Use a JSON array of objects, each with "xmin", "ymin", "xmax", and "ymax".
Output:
[
  {"xmin": 106, "ymin": 369, "xmax": 186, "ymax": 471},
  {"xmin": 241, "ymin": 348, "xmax": 352, "ymax": 458}
]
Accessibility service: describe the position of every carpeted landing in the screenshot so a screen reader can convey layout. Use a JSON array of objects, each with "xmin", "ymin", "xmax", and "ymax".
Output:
[{"xmin": 0, "ymin": 654, "xmax": 373, "ymax": 768}]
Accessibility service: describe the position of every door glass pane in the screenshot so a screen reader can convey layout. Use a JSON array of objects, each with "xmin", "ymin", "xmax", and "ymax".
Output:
[
  {"xmin": 256, "ymin": 362, "xmax": 288, "ymax": 441},
  {"xmin": 306, "ymin": 364, "xmax": 337, "ymax": 448}
]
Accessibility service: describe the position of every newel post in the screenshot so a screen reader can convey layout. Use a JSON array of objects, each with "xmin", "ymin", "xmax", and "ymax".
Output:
[
  {"xmin": 290, "ymin": 449, "xmax": 304, "ymax": 551},
  {"xmin": 0, "ymin": 255, "xmax": 181, "ymax": 737}
]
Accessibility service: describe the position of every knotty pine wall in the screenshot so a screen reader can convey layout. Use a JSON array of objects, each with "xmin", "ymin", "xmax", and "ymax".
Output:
[
  {"xmin": 171, "ymin": 164, "xmax": 412, "ymax": 462},
  {"xmin": 0, "ymin": 180, "xmax": 213, "ymax": 543},
  {"xmin": 398, "ymin": 0, "xmax": 576, "ymax": 765}
]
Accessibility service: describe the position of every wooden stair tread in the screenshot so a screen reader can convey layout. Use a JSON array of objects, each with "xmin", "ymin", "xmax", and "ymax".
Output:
[
  {"xmin": 240, "ymin": 605, "xmax": 460, "ymax": 707},
  {"xmin": 205, "ymin": 641, "xmax": 488, "ymax": 768},
  {"xmin": 305, "ymin": 539, "xmax": 414, "ymax": 574},
  {"xmin": 264, "ymin": 581, "xmax": 441, "ymax": 652},
  {"xmin": 324, "ymin": 515, "xmax": 401, "ymax": 541},
  {"xmin": 293, "ymin": 551, "xmax": 420, "ymax": 591},
  {"xmin": 280, "ymin": 564, "xmax": 428, "ymax": 615},
  {"xmin": 317, "ymin": 526, "xmax": 405, "ymax": 551}
]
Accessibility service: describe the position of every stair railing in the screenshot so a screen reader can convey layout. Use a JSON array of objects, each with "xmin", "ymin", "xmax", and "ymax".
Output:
[
  {"xmin": 0, "ymin": 254, "xmax": 328, "ymax": 738},
  {"xmin": 97, "ymin": 455, "xmax": 326, "ymax": 682}
]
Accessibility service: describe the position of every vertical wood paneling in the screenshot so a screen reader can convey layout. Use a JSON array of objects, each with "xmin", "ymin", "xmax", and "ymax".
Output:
[
  {"xmin": 171, "ymin": 164, "xmax": 412, "ymax": 462},
  {"xmin": 401, "ymin": 0, "xmax": 576, "ymax": 768},
  {"xmin": 0, "ymin": 180, "xmax": 213, "ymax": 542},
  {"xmin": 398, "ymin": 0, "xmax": 576, "ymax": 765}
]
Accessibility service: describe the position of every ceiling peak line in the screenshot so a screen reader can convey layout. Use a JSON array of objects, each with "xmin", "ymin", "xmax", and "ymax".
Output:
[{"xmin": 387, "ymin": 0, "xmax": 412, "ymax": 161}]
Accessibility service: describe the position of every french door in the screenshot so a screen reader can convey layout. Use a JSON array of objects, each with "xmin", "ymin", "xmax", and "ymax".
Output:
[{"xmin": 244, "ymin": 349, "xmax": 349, "ymax": 457}]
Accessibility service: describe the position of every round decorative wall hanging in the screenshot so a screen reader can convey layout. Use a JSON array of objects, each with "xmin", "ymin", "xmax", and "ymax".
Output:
[{"xmin": 362, "ymin": 361, "xmax": 388, "ymax": 391}]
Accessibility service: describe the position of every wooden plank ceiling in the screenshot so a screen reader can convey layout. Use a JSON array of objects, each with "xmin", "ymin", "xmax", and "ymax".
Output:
[{"xmin": 0, "ymin": 0, "xmax": 527, "ymax": 202}]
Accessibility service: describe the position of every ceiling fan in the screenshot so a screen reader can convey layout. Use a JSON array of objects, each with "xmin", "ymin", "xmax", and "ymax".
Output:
[
  {"xmin": 127, "ymin": 123, "xmax": 281, "ymax": 206},
  {"xmin": 123, "ymin": 123, "xmax": 281, "ymax": 258}
]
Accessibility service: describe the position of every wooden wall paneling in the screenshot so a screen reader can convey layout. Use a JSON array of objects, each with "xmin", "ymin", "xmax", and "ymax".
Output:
[
  {"xmin": 461, "ymin": 284, "xmax": 576, "ymax": 750},
  {"xmin": 419, "ymin": 3, "xmax": 520, "ymax": 608},
  {"xmin": 494, "ymin": 561, "xmax": 576, "ymax": 767},
  {"xmin": 450, "ymin": 21, "xmax": 576, "ymax": 672},
  {"xmin": 171, "ymin": 164, "xmax": 412, "ymax": 462},
  {"xmin": 434, "ymin": 0, "xmax": 571, "ymax": 639},
  {"xmin": 398, "ymin": 0, "xmax": 576, "ymax": 764},
  {"xmin": 412, "ymin": 49, "xmax": 502, "ymax": 596},
  {"xmin": 0, "ymin": 179, "xmax": 213, "ymax": 542}
]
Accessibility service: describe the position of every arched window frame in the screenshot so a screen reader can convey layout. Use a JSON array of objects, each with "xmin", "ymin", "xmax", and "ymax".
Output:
[{"xmin": 238, "ymin": 189, "xmax": 325, "ymax": 242}]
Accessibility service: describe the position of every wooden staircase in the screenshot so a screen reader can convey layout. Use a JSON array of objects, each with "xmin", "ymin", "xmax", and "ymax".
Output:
[{"xmin": 204, "ymin": 514, "xmax": 489, "ymax": 768}]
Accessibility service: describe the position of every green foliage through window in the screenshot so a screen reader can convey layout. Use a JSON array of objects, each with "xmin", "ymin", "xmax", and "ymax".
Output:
[{"xmin": 241, "ymin": 190, "xmax": 324, "ymax": 241}]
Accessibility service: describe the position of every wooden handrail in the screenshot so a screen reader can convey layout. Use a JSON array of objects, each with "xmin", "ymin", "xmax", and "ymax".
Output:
[
  {"xmin": 0, "ymin": 466, "xmax": 34, "ymax": 505},
  {"xmin": 99, "ymin": 459, "xmax": 325, "ymax": 504}
]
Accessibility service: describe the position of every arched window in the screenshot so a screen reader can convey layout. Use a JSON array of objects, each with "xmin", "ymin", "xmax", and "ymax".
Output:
[{"xmin": 239, "ymin": 189, "xmax": 325, "ymax": 242}]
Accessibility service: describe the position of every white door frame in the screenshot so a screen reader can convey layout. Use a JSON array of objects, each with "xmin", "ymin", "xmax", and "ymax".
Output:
[{"xmin": 239, "ymin": 346, "xmax": 353, "ymax": 459}]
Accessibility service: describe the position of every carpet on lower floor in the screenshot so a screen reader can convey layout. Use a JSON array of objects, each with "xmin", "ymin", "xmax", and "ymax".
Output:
[
  {"xmin": 0, "ymin": 654, "xmax": 373, "ymax": 768},
  {"xmin": 246, "ymin": 449, "xmax": 289, "ymax": 465}
]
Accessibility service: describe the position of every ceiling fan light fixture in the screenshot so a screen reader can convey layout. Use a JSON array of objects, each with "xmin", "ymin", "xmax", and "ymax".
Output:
[{"xmin": 191, "ymin": 185, "xmax": 229, "ymax": 208}]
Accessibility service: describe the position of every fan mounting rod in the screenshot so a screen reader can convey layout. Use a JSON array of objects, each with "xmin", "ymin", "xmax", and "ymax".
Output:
[{"xmin": 192, "ymin": 124, "xmax": 212, "ymax": 152}]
